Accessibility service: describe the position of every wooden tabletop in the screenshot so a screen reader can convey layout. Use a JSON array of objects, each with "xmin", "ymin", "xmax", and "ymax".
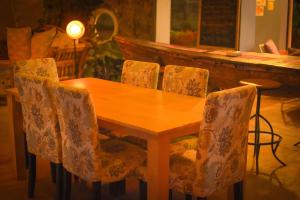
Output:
[{"xmin": 62, "ymin": 78, "xmax": 205, "ymax": 137}]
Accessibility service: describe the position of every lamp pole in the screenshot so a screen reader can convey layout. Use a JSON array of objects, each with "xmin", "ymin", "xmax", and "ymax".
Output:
[
  {"xmin": 73, "ymin": 39, "xmax": 78, "ymax": 78},
  {"xmin": 66, "ymin": 20, "xmax": 85, "ymax": 79}
]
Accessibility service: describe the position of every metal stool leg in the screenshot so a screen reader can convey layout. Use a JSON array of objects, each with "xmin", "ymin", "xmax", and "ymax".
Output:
[
  {"xmin": 258, "ymin": 114, "xmax": 286, "ymax": 166},
  {"xmin": 248, "ymin": 89, "xmax": 286, "ymax": 174},
  {"xmin": 254, "ymin": 90, "xmax": 262, "ymax": 174},
  {"xmin": 294, "ymin": 141, "xmax": 300, "ymax": 146}
]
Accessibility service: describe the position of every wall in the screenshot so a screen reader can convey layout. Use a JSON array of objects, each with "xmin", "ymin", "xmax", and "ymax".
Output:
[
  {"xmin": 0, "ymin": 0, "xmax": 156, "ymax": 42},
  {"xmin": 255, "ymin": 0, "xmax": 288, "ymax": 51},
  {"xmin": 0, "ymin": 0, "xmax": 43, "ymax": 40},
  {"xmin": 103, "ymin": 0, "xmax": 156, "ymax": 41},
  {"xmin": 239, "ymin": 0, "xmax": 256, "ymax": 51}
]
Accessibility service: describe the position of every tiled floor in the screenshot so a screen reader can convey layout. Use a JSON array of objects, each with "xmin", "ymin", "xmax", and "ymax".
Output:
[{"xmin": 0, "ymin": 95, "xmax": 299, "ymax": 200}]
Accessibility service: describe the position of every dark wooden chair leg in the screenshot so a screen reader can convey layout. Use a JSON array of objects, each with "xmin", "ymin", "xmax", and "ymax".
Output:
[
  {"xmin": 50, "ymin": 162, "xmax": 57, "ymax": 183},
  {"xmin": 169, "ymin": 189, "xmax": 172, "ymax": 200},
  {"xmin": 197, "ymin": 197, "xmax": 207, "ymax": 200},
  {"xmin": 73, "ymin": 175, "xmax": 79, "ymax": 181},
  {"xmin": 234, "ymin": 181, "xmax": 243, "ymax": 200},
  {"xmin": 185, "ymin": 194, "xmax": 193, "ymax": 200},
  {"xmin": 109, "ymin": 179, "xmax": 126, "ymax": 197},
  {"xmin": 56, "ymin": 163, "xmax": 63, "ymax": 200},
  {"xmin": 28, "ymin": 153, "xmax": 36, "ymax": 198},
  {"xmin": 63, "ymin": 168, "xmax": 72, "ymax": 200},
  {"xmin": 139, "ymin": 180, "xmax": 147, "ymax": 200},
  {"xmin": 93, "ymin": 181, "xmax": 102, "ymax": 200},
  {"xmin": 24, "ymin": 135, "xmax": 28, "ymax": 170}
]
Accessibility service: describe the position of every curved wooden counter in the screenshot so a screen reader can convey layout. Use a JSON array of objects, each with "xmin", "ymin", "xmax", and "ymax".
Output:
[{"xmin": 114, "ymin": 36, "xmax": 300, "ymax": 97}]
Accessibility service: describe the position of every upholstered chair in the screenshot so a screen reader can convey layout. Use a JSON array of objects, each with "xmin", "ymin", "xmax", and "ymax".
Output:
[
  {"xmin": 121, "ymin": 60, "xmax": 160, "ymax": 89},
  {"xmin": 13, "ymin": 58, "xmax": 59, "ymax": 82},
  {"xmin": 54, "ymin": 84, "xmax": 146, "ymax": 200},
  {"xmin": 163, "ymin": 65, "xmax": 209, "ymax": 98},
  {"xmin": 138, "ymin": 85, "xmax": 257, "ymax": 200},
  {"xmin": 124, "ymin": 65, "xmax": 209, "ymax": 149},
  {"xmin": 14, "ymin": 74, "xmax": 63, "ymax": 199},
  {"xmin": 13, "ymin": 58, "xmax": 59, "ymax": 175}
]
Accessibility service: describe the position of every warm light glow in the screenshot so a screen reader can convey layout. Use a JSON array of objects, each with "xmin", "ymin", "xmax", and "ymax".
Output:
[
  {"xmin": 267, "ymin": 0, "xmax": 275, "ymax": 11},
  {"xmin": 66, "ymin": 20, "xmax": 85, "ymax": 40}
]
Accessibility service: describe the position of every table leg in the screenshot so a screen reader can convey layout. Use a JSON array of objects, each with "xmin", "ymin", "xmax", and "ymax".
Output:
[
  {"xmin": 147, "ymin": 136, "xmax": 169, "ymax": 200},
  {"xmin": 7, "ymin": 94, "xmax": 26, "ymax": 180}
]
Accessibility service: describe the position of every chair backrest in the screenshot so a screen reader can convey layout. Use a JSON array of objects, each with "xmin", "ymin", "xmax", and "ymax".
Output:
[
  {"xmin": 14, "ymin": 74, "xmax": 61, "ymax": 163},
  {"xmin": 54, "ymin": 84, "xmax": 101, "ymax": 181},
  {"xmin": 121, "ymin": 60, "xmax": 160, "ymax": 89},
  {"xmin": 13, "ymin": 58, "xmax": 59, "ymax": 82},
  {"xmin": 162, "ymin": 65, "xmax": 209, "ymax": 97},
  {"xmin": 195, "ymin": 85, "xmax": 256, "ymax": 196}
]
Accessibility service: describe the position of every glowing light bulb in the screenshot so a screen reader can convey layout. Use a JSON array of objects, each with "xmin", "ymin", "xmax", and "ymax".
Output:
[{"xmin": 66, "ymin": 20, "xmax": 85, "ymax": 40}]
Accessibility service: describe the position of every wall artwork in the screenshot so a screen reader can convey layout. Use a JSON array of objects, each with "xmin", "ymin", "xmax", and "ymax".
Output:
[{"xmin": 256, "ymin": 6, "xmax": 265, "ymax": 16}]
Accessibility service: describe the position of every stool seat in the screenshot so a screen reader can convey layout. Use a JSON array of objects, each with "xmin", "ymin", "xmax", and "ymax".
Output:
[{"xmin": 240, "ymin": 78, "xmax": 281, "ymax": 90}]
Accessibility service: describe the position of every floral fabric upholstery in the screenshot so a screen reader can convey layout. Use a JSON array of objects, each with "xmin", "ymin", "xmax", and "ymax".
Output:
[
  {"xmin": 134, "ymin": 85, "xmax": 256, "ymax": 197},
  {"xmin": 170, "ymin": 85, "xmax": 256, "ymax": 197},
  {"xmin": 162, "ymin": 65, "xmax": 209, "ymax": 98},
  {"xmin": 14, "ymin": 74, "xmax": 62, "ymax": 163},
  {"xmin": 7, "ymin": 27, "xmax": 32, "ymax": 61},
  {"xmin": 14, "ymin": 58, "xmax": 59, "ymax": 82},
  {"xmin": 121, "ymin": 60, "xmax": 160, "ymax": 89},
  {"xmin": 54, "ymin": 84, "xmax": 146, "ymax": 182}
]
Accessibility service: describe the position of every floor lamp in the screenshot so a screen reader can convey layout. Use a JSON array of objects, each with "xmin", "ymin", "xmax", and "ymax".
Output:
[{"xmin": 66, "ymin": 20, "xmax": 85, "ymax": 78}]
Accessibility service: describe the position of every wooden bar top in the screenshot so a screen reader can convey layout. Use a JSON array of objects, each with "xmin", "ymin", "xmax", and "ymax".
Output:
[
  {"xmin": 115, "ymin": 36, "xmax": 300, "ymax": 71},
  {"xmin": 114, "ymin": 36, "xmax": 300, "ymax": 97}
]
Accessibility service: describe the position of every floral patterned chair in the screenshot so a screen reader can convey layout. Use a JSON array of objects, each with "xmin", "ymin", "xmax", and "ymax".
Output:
[
  {"xmin": 118, "ymin": 60, "xmax": 160, "ymax": 148},
  {"xmin": 121, "ymin": 60, "xmax": 160, "ymax": 89},
  {"xmin": 14, "ymin": 74, "xmax": 63, "ymax": 199},
  {"xmin": 13, "ymin": 58, "xmax": 59, "ymax": 82},
  {"xmin": 162, "ymin": 65, "xmax": 209, "ymax": 98},
  {"xmin": 124, "ymin": 65, "xmax": 209, "ymax": 149},
  {"xmin": 53, "ymin": 84, "xmax": 146, "ymax": 200},
  {"xmin": 137, "ymin": 85, "xmax": 257, "ymax": 200}
]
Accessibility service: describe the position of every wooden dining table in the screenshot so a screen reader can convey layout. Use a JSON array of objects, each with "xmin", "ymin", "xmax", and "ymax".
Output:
[{"xmin": 6, "ymin": 77, "xmax": 205, "ymax": 200}]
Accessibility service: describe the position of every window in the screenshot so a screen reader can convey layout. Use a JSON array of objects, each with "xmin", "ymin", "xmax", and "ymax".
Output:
[{"xmin": 170, "ymin": 0, "xmax": 240, "ymax": 49}]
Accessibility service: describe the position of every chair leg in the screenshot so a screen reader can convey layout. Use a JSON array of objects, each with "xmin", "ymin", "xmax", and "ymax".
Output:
[
  {"xmin": 24, "ymin": 135, "xmax": 29, "ymax": 170},
  {"xmin": 50, "ymin": 162, "xmax": 57, "ymax": 183},
  {"xmin": 109, "ymin": 179, "xmax": 126, "ymax": 197},
  {"xmin": 56, "ymin": 163, "xmax": 63, "ymax": 200},
  {"xmin": 73, "ymin": 175, "xmax": 79, "ymax": 181},
  {"xmin": 169, "ymin": 189, "xmax": 172, "ymax": 200},
  {"xmin": 234, "ymin": 181, "xmax": 243, "ymax": 200},
  {"xmin": 185, "ymin": 194, "xmax": 193, "ymax": 200},
  {"xmin": 28, "ymin": 153, "xmax": 36, "ymax": 198},
  {"xmin": 197, "ymin": 197, "xmax": 207, "ymax": 200},
  {"xmin": 139, "ymin": 180, "xmax": 147, "ymax": 200},
  {"xmin": 63, "ymin": 168, "xmax": 72, "ymax": 200},
  {"xmin": 93, "ymin": 181, "xmax": 102, "ymax": 200}
]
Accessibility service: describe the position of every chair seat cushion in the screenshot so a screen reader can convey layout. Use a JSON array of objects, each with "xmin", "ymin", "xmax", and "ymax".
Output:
[
  {"xmin": 99, "ymin": 139, "xmax": 147, "ymax": 183},
  {"xmin": 122, "ymin": 135, "xmax": 147, "ymax": 149},
  {"xmin": 170, "ymin": 136, "xmax": 198, "ymax": 155},
  {"xmin": 132, "ymin": 137, "xmax": 198, "ymax": 183}
]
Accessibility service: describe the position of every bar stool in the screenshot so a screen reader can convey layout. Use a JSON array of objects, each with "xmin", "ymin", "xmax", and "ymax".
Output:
[{"xmin": 240, "ymin": 78, "xmax": 286, "ymax": 174}]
